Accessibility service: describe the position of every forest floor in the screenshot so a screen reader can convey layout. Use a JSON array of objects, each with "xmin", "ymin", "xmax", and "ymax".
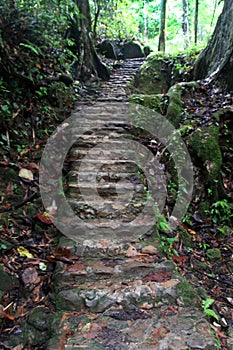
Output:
[{"xmin": 0, "ymin": 58, "xmax": 233, "ymax": 349}]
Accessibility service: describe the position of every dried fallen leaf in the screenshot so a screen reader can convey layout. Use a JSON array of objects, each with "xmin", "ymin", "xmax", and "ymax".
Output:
[
  {"xmin": 139, "ymin": 302, "xmax": 153, "ymax": 310},
  {"xmin": 187, "ymin": 228, "xmax": 197, "ymax": 235},
  {"xmin": 141, "ymin": 245, "xmax": 157, "ymax": 255},
  {"xmin": 21, "ymin": 267, "xmax": 39, "ymax": 285},
  {"xmin": 36, "ymin": 212, "xmax": 53, "ymax": 224},
  {"xmin": 151, "ymin": 326, "xmax": 168, "ymax": 343},
  {"xmin": 67, "ymin": 262, "xmax": 87, "ymax": 273},
  {"xmin": 54, "ymin": 247, "xmax": 71, "ymax": 258},
  {"xmin": 0, "ymin": 304, "xmax": 14, "ymax": 320},
  {"xmin": 18, "ymin": 168, "xmax": 34, "ymax": 181},
  {"xmin": 125, "ymin": 245, "xmax": 138, "ymax": 257},
  {"xmin": 24, "ymin": 162, "xmax": 39, "ymax": 170},
  {"xmin": 172, "ymin": 255, "xmax": 188, "ymax": 267},
  {"xmin": 142, "ymin": 271, "xmax": 171, "ymax": 283}
]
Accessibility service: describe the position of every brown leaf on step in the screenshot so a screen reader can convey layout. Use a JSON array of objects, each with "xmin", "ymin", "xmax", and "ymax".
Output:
[
  {"xmin": 141, "ymin": 245, "xmax": 157, "ymax": 255},
  {"xmin": 36, "ymin": 212, "xmax": 54, "ymax": 224},
  {"xmin": 172, "ymin": 255, "xmax": 188, "ymax": 267},
  {"xmin": 142, "ymin": 271, "xmax": 171, "ymax": 283},
  {"xmin": 125, "ymin": 245, "xmax": 138, "ymax": 257},
  {"xmin": 54, "ymin": 247, "xmax": 71, "ymax": 258},
  {"xmin": 67, "ymin": 262, "xmax": 87, "ymax": 273},
  {"xmin": 151, "ymin": 326, "xmax": 168, "ymax": 344}
]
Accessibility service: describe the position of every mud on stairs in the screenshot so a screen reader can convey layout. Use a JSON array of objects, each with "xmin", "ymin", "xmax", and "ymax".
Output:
[{"xmin": 47, "ymin": 59, "xmax": 218, "ymax": 349}]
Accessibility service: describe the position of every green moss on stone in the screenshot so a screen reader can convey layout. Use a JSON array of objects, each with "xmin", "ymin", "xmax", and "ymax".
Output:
[
  {"xmin": 166, "ymin": 84, "xmax": 183, "ymax": 126},
  {"xmin": 206, "ymin": 248, "xmax": 221, "ymax": 260},
  {"xmin": 176, "ymin": 279, "xmax": 202, "ymax": 307},
  {"xmin": 178, "ymin": 227, "xmax": 195, "ymax": 248},
  {"xmin": 130, "ymin": 94, "xmax": 163, "ymax": 113},
  {"xmin": 189, "ymin": 125, "xmax": 222, "ymax": 181},
  {"xmin": 136, "ymin": 53, "xmax": 171, "ymax": 94}
]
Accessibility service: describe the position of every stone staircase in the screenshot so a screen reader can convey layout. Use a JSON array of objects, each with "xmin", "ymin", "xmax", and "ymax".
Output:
[{"xmin": 47, "ymin": 59, "xmax": 218, "ymax": 350}]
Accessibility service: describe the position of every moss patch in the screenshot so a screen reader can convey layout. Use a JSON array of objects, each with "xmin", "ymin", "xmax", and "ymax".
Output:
[
  {"xmin": 166, "ymin": 84, "xmax": 183, "ymax": 126},
  {"xmin": 206, "ymin": 248, "xmax": 221, "ymax": 260},
  {"xmin": 130, "ymin": 94, "xmax": 163, "ymax": 113},
  {"xmin": 176, "ymin": 279, "xmax": 204, "ymax": 307},
  {"xmin": 134, "ymin": 50, "xmax": 199, "ymax": 95},
  {"xmin": 189, "ymin": 125, "xmax": 222, "ymax": 182}
]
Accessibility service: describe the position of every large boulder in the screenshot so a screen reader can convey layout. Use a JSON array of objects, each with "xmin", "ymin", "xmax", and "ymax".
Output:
[
  {"xmin": 122, "ymin": 41, "xmax": 144, "ymax": 59},
  {"xmin": 99, "ymin": 40, "xmax": 146, "ymax": 60},
  {"xmin": 99, "ymin": 40, "xmax": 122, "ymax": 59},
  {"xmin": 134, "ymin": 51, "xmax": 198, "ymax": 94}
]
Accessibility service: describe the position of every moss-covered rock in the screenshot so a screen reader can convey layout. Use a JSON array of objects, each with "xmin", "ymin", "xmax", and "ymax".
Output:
[
  {"xmin": 176, "ymin": 279, "xmax": 205, "ymax": 307},
  {"xmin": 135, "ymin": 53, "xmax": 171, "ymax": 94},
  {"xmin": 130, "ymin": 94, "xmax": 164, "ymax": 113},
  {"xmin": 134, "ymin": 51, "xmax": 199, "ymax": 95},
  {"xmin": 166, "ymin": 84, "xmax": 183, "ymax": 126},
  {"xmin": 189, "ymin": 125, "xmax": 222, "ymax": 182}
]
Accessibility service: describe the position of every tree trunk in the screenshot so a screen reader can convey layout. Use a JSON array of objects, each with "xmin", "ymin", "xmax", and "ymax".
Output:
[
  {"xmin": 73, "ymin": 0, "xmax": 110, "ymax": 81},
  {"xmin": 182, "ymin": 0, "xmax": 190, "ymax": 49},
  {"xmin": 193, "ymin": 0, "xmax": 233, "ymax": 89},
  {"xmin": 158, "ymin": 0, "xmax": 167, "ymax": 52},
  {"xmin": 194, "ymin": 0, "xmax": 199, "ymax": 45}
]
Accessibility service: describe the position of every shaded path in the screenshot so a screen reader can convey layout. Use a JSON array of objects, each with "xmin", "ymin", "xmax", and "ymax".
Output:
[{"xmin": 46, "ymin": 59, "xmax": 217, "ymax": 349}]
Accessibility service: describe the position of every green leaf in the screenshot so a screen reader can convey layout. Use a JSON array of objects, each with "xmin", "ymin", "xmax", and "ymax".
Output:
[
  {"xmin": 19, "ymin": 43, "xmax": 41, "ymax": 56},
  {"xmin": 39, "ymin": 262, "xmax": 47, "ymax": 271},
  {"xmin": 202, "ymin": 298, "xmax": 214, "ymax": 309},
  {"xmin": 204, "ymin": 309, "xmax": 219, "ymax": 321}
]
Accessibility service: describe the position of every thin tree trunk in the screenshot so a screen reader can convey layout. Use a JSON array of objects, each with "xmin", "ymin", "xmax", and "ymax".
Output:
[
  {"xmin": 182, "ymin": 0, "xmax": 190, "ymax": 49},
  {"xmin": 93, "ymin": 0, "xmax": 101, "ymax": 41},
  {"xmin": 143, "ymin": 0, "xmax": 148, "ymax": 42},
  {"xmin": 158, "ymin": 0, "xmax": 167, "ymax": 52},
  {"xmin": 194, "ymin": 0, "xmax": 199, "ymax": 44}
]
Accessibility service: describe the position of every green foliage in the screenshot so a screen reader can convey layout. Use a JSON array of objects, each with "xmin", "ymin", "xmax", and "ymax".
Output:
[
  {"xmin": 91, "ymin": 0, "xmax": 223, "ymax": 51},
  {"xmin": 202, "ymin": 298, "xmax": 219, "ymax": 321},
  {"xmin": 209, "ymin": 199, "xmax": 233, "ymax": 224},
  {"xmin": 0, "ymin": 0, "xmax": 78, "ymax": 152}
]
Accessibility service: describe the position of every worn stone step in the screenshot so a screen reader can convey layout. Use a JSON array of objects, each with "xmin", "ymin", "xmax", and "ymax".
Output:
[
  {"xmin": 69, "ymin": 147, "xmax": 137, "ymax": 160},
  {"xmin": 53, "ymin": 258, "xmax": 175, "ymax": 295},
  {"xmin": 56, "ymin": 218, "xmax": 156, "ymax": 246},
  {"xmin": 70, "ymin": 159, "xmax": 140, "ymax": 172},
  {"xmin": 67, "ymin": 170, "xmax": 143, "ymax": 183},
  {"xmin": 69, "ymin": 139, "xmax": 133, "ymax": 151},
  {"xmin": 67, "ymin": 180, "xmax": 146, "ymax": 197}
]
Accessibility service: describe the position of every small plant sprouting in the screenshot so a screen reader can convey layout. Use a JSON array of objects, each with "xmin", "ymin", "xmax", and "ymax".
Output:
[{"xmin": 202, "ymin": 298, "xmax": 219, "ymax": 321}]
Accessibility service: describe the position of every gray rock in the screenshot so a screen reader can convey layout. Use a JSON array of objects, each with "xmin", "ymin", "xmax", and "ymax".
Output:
[{"xmin": 122, "ymin": 42, "xmax": 145, "ymax": 59}]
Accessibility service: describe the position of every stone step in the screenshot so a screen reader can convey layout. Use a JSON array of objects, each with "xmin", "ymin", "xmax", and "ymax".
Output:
[
  {"xmin": 67, "ymin": 180, "xmax": 146, "ymax": 197},
  {"xmin": 67, "ymin": 170, "xmax": 143, "ymax": 183},
  {"xmin": 69, "ymin": 139, "xmax": 132, "ymax": 151},
  {"xmin": 69, "ymin": 147, "xmax": 137, "ymax": 160},
  {"xmin": 56, "ymin": 217, "xmax": 156, "ymax": 244},
  {"xmin": 69, "ymin": 159, "xmax": 140, "ymax": 172},
  {"xmin": 46, "ymin": 58, "xmax": 217, "ymax": 350}
]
